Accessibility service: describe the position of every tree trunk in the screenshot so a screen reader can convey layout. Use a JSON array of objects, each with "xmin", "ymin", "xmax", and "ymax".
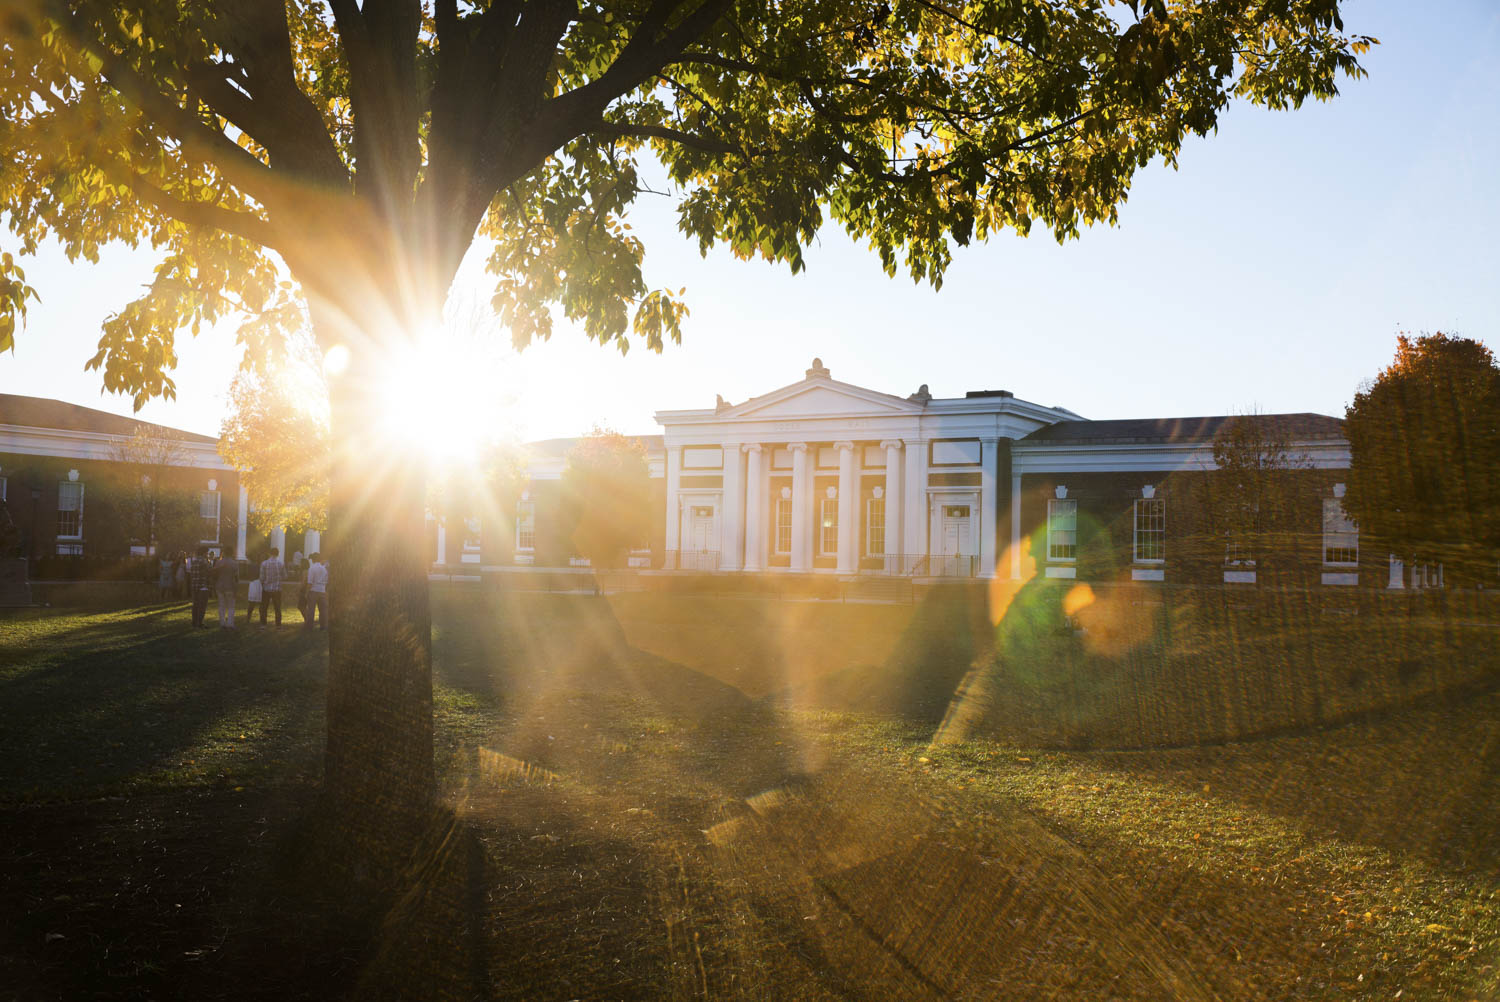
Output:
[{"xmin": 320, "ymin": 322, "xmax": 436, "ymax": 881}]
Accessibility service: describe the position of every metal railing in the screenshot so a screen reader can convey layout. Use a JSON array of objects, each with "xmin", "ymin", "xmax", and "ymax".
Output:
[
  {"xmin": 667, "ymin": 549, "xmax": 720, "ymax": 572},
  {"xmin": 875, "ymin": 553, "xmax": 978, "ymax": 578}
]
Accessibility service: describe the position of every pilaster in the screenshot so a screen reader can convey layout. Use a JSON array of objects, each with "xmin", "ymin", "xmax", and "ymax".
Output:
[{"xmin": 979, "ymin": 438, "xmax": 999, "ymax": 578}]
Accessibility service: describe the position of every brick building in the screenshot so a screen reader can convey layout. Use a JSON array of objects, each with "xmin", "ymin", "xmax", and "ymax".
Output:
[{"xmin": 0, "ymin": 394, "xmax": 273, "ymax": 576}]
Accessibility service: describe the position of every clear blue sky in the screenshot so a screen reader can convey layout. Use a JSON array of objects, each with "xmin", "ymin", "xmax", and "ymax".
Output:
[{"xmin": 1, "ymin": 0, "xmax": 1496, "ymax": 441}]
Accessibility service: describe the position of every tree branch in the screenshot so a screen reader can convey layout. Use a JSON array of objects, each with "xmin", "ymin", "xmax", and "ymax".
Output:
[
  {"xmin": 591, "ymin": 122, "xmax": 740, "ymax": 156},
  {"xmin": 106, "ymin": 162, "xmax": 279, "ymax": 251},
  {"xmin": 43, "ymin": 2, "xmax": 286, "ymax": 212},
  {"xmin": 538, "ymin": 0, "xmax": 732, "ymax": 159}
]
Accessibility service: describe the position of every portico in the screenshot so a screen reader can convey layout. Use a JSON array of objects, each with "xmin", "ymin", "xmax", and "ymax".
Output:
[{"xmin": 654, "ymin": 359, "xmax": 1077, "ymax": 578}]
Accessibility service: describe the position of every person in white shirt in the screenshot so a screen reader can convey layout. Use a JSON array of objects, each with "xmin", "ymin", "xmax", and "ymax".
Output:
[{"xmin": 304, "ymin": 552, "xmax": 329, "ymax": 630}]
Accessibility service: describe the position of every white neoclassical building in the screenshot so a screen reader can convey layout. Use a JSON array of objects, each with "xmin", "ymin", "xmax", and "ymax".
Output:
[{"xmin": 655, "ymin": 358, "xmax": 1080, "ymax": 578}]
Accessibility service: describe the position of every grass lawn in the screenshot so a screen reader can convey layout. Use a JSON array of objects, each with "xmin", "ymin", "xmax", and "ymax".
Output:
[{"xmin": 2, "ymin": 590, "xmax": 1497, "ymax": 999}]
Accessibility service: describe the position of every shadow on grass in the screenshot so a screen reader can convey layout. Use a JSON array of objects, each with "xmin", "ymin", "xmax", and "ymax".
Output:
[
  {"xmin": 774, "ymin": 584, "xmax": 994, "ymax": 723},
  {"xmin": 0, "ymin": 607, "xmax": 326, "ymax": 799}
]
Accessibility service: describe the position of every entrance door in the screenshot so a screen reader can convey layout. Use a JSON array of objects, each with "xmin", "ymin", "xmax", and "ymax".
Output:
[
  {"xmin": 934, "ymin": 503, "xmax": 974, "ymax": 576},
  {"xmin": 941, "ymin": 505, "xmax": 972, "ymax": 556},
  {"xmin": 684, "ymin": 504, "xmax": 718, "ymax": 569}
]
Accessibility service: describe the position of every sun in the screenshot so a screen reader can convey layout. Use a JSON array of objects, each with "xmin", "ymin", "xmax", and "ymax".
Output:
[{"xmin": 371, "ymin": 325, "xmax": 517, "ymax": 470}]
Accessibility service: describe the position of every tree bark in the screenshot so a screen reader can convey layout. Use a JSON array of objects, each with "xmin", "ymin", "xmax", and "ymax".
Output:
[{"xmin": 318, "ymin": 311, "xmax": 436, "ymax": 880}]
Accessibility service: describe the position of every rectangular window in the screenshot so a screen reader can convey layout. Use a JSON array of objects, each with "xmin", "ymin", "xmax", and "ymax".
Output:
[
  {"xmin": 1134, "ymin": 498, "xmax": 1166, "ymax": 563},
  {"xmin": 771, "ymin": 448, "xmax": 793, "ymax": 470},
  {"xmin": 199, "ymin": 490, "xmax": 221, "ymax": 543},
  {"xmin": 867, "ymin": 497, "xmax": 886, "ymax": 556},
  {"xmin": 1224, "ymin": 540, "xmax": 1255, "ymax": 567},
  {"xmin": 1323, "ymin": 498, "xmax": 1359, "ymax": 565},
  {"xmin": 816, "ymin": 446, "xmax": 839, "ymax": 469},
  {"xmin": 819, "ymin": 497, "xmax": 838, "ymax": 555},
  {"xmin": 862, "ymin": 446, "xmax": 886, "ymax": 469},
  {"xmin": 1046, "ymin": 499, "xmax": 1077, "ymax": 561},
  {"xmin": 57, "ymin": 481, "xmax": 84, "ymax": 538},
  {"xmin": 461, "ymin": 516, "xmax": 482, "ymax": 562},
  {"xmin": 515, "ymin": 500, "xmax": 536, "ymax": 551},
  {"xmin": 774, "ymin": 497, "xmax": 793, "ymax": 554}
]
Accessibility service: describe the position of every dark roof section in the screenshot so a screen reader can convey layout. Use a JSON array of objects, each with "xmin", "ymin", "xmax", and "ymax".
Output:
[
  {"xmin": 1022, "ymin": 412, "xmax": 1344, "ymax": 445},
  {"xmin": 525, "ymin": 434, "xmax": 665, "ymax": 458},
  {"xmin": 0, "ymin": 393, "xmax": 217, "ymax": 443}
]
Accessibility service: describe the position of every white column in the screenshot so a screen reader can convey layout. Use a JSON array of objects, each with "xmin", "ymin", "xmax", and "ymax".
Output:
[
  {"xmin": 435, "ymin": 520, "xmax": 447, "ymax": 566},
  {"xmin": 1388, "ymin": 554, "xmax": 1405, "ymax": 589},
  {"xmin": 835, "ymin": 441, "xmax": 857, "ymax": 574},
  {"xmin": 235, "ymin": 485, "xmax": 249, "ymax": 560},
  {"xmin": 664, "ymin": 445, "xmax": 682, "ymax": 569},
  {"xmin": 1010, "ymin": 473, "xmax": 1023, "ymax": 580},
  {"xmin": 979, "ymin": 438, "xmax": 999, "ymax": 578},
  {"xmin": 904, "ymin": 439, "xmax": 927, "ymax": 571},
  {"xmin": 881, "ymin": 440, "xmax": 903, "ymax": 570},
  {"xmin": 721, "ymin": 444, "xmax": 745, "ymax": 571},
  {"xmin": 789, "ymin": 442, "xmax": 811, "ymax": 572},
  {"xmin": 304, "ymin": 529, "xmax": 321, "ymax": 556},
  {"xmin": 270, "ymin": 525, "xmax": 286, "ymax": 558},
  {"xmin": 742, "ymin": 444, "xmax": 765, "ymax": 572}
]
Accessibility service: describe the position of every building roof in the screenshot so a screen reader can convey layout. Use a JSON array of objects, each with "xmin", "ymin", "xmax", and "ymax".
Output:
[
  {"xmin": 1021, "ymin": 412, "xmax": 1344, "ymax": 445},
  {"xmin": 0, "ymin": 393, "xmax": 218, "ymax": 444},
  {"xmin": 524, "ymin": 434, "xmax": 665, "ymax": 458}
]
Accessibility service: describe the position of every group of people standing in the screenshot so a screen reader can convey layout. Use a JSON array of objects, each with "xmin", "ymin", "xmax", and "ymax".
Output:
[{"xmin": 176, "ymin": 546, "xmax": 329, "ymax": 631}]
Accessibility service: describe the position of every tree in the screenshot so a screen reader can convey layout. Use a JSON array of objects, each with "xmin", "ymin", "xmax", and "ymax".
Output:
[
  {"xmin": 0, "ymin": 0, "xmax": 1374, "ymax": 854},
  {"xmin": 1203, "ymin": 411, "xmax": 1311, "ymax": 583},
  {"xmin": 562, "ymin": 428, "xmax": 651, "ymax": 580},
  {"xmin": 1344, "ymin": 332, "xmax": 1500, "ymax": 583},
  {"xmin": 108, "ymin": 423, "xmax": 201, "ymax": 556},
  {"xmin": 218, "ymin": 335, "xmax": 331, "ymax": 536}
]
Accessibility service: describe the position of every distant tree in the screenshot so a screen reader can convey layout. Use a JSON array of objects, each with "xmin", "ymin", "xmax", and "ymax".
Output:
[
  {"xmin": 563, "ymin": 429, "xmax": 651, "ymax": 579},
  {"xmin": 1344, "ymin": 333, "xmax": 1500, "ymax": 582},
  {"xmin": 218, "ymin": 338, "xmax": 330, "ymax": 535},
  {"xmin": 1202, "ymin": 411, "xmax": 1312, "ymax": 582},
  {"xmin": 431, "ymin": 442, "xmax": 525, "ymax": 565},
  {"xmin": 108, "ymin": 424, "xmax": 200, "ymax": 556}
]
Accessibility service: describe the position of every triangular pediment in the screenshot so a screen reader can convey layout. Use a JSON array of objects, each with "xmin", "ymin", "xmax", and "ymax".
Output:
[{"xmin": 724, "ymin": 378, "xmax": 921, "ymax": 420}]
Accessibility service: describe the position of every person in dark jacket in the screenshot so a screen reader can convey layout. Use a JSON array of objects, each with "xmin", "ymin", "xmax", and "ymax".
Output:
[{"xmin": 189, "ymin": 547, "xmax": 212, "ymax": 628}]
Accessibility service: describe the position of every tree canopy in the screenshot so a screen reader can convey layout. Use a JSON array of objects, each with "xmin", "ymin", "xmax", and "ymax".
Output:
[
  {"xmin": 0, "ymin": 0, "xmax": 1375, "ymax": 856},
  {"xmin": 1, "ymin": 0, "xmax": 1373, "ymax": 394},
  {"xmin": 1204, "ymin": 411, "xmax": 1310, "ymax": 576},
  {"xmin": 1344, "ymin": 332, "xmax": 1500, "ymax": 580}
]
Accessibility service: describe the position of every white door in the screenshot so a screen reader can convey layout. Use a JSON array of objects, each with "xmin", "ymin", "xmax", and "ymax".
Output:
[
  {"xmin": 685, "ymin": 504, "xmax": 717, "ymax": 562},
  {"xmin": 941, "ymin": 505, "xmax": 972, "ymax": 556},
  {"xmin": 931, "ymin": 502, "xmax": 974, "ymax": 576}
]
